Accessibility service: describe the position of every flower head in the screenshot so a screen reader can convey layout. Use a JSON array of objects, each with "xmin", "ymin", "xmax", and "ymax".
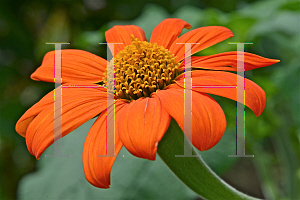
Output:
[
  {"xmin": 16, "ymin": 18, "xmax": 279, "ymax": 188},
  {"xmin": 105, "ymin": 35, "xmax": 180, "ymax": 99}
]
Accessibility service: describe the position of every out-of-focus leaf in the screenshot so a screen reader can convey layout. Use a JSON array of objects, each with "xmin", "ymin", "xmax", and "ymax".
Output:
[
  {"xmin": 238, "ymin": 0, "xmax": 283, "ymax": 19},
  {"xmin": 172, "ymin": 5, "xmax": 204, "ymax": 31},
  {"xmin": 249, "ymin": 12, "xmax": 300, "ymax": 37},
  {"xmin": 280, "ymin": 0, "xmax": 300, "ymax": 11},
  {"xmin": 271, "ymin": 58, "xmax": 300, "ymax": 126}
]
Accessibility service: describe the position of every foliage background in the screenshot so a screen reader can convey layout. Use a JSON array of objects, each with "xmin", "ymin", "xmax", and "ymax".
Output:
[{"xmin": 0, "ymin": 0, "xmax": 299, "ymax": 199}]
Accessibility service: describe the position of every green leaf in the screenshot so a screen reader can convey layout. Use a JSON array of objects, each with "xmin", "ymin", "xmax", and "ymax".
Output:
[
  {"xmin": 18, "ymin": 118, "xmax": 198, "ymax": 200},
  {"xmin": 157, "ymin": 118, "xmax": 262, "ymax": 200}
]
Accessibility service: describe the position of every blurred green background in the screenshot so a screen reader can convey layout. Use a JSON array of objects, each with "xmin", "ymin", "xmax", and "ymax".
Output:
[{"xmin": 0, "ymin": 0, "xmax": 299, "ymax": 199}]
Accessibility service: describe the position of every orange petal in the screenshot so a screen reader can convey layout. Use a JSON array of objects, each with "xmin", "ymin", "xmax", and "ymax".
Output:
[
  {"xmin": 169, "ymin": 26, "xmax": 234, "ymax": 62},
  {"xmin": 31, "ymin": 50, "xmax": 107, "ymax": 84},
  {"xmin": 118, "ymin": 97, "xmax": 171, "ymax": 160},
  {"xmin": 16, "ymin": 91, "xmax": 54, "ymax": 138},
  {"xmin": 179, "ymin": 51, "xmax": 280, "ymax": 71},
  {"xmin": 153, "ymin": 88, "xmax": 226, "ymax": 151},
  {"xmin": 83, "ymin": 100, "xmax": 128, "ymax": 188},
  {"xmin": 175, "ymin": 70, "xmax": 266, "ymax": 116},
  {"xmin": 105, "ymin": 25, "xmax": 147, "ymax": 55},
  {"xmin": 24, "ymin": 83, "xmax": 108, "ymax": 159},
  {"xmin": 150, "ymin": 18, "xmax": 191, "ymax": 50}
]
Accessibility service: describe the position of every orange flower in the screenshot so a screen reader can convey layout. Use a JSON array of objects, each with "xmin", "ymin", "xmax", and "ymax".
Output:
[{"xmin": 16, "ymin": 18, "xmax": 279, "ymax": 188}]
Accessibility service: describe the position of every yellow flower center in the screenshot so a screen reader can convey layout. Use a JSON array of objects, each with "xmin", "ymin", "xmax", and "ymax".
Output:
[{"xmin": 104, "ymin": 36, "xmax": 179, "ymax": 100}]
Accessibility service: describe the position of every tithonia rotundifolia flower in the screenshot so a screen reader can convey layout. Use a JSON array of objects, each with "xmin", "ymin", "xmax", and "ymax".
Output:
[{"xmin": 16, "ymin": 18, "xmax": 279, "ymax": 188}]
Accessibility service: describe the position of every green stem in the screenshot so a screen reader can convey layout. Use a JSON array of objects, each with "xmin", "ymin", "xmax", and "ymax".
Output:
[{"xmin": 157, "ymin": 118, "xmax": 262, "ymax": 200}]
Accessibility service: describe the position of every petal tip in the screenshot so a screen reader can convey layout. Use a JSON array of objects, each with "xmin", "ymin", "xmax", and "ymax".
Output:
[
  {"xmin": 274, "ymin": 59, "xmax": 280, "ymax": 63},
  {"xmin": 30, "ymin": 72, "xmax": 39, "ymax": 81},
  {"xmin": 254, "ymin": 109, "xmax": 264, "ymax": 117},
  {"xmin": 186, "ymin": 24, "xmax": 192, "ymax": 29}
]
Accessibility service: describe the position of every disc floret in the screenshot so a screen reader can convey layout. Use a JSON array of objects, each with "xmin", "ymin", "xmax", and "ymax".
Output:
[{"xmin": 104, "ymin": 36, "xmax": 180, "ymax": 100}]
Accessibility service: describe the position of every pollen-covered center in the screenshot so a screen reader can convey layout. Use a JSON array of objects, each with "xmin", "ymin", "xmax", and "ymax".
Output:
[{"xmin": 104, "ymin": 36, "xmax": 179, "ymax": 100}]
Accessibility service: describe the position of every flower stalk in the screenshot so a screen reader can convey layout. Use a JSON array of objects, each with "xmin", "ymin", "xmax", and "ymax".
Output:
[{"xmin": 157, "ymin": 118, "xmax": 262, "ymax": 200}]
